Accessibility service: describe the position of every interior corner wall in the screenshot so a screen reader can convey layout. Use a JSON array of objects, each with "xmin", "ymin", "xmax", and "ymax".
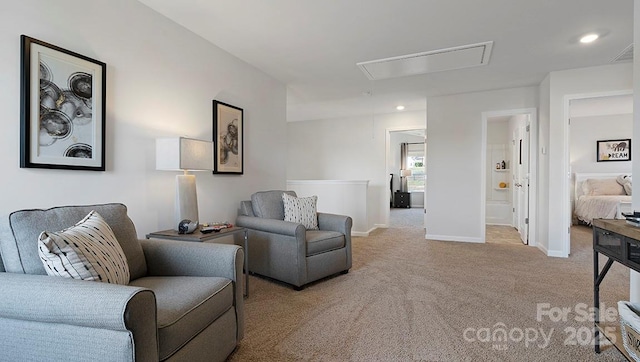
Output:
[
  {"xmin": 538, "ymin": 75, "xmax": 551, "ymax": 254},
  {"xmin": 0, "ymin": 0, "xmax": 287, "ymax": 235},
  {"xmin": 426, "ymin": 86, "xmax": 538, "ymax": 242},
  {"xmin": 286, "ymin": 110, "xmax": 426, "ymax": 230},
  {"xmin": 544, "ymin": 63, "xmax": 633, "ymax": 256}
]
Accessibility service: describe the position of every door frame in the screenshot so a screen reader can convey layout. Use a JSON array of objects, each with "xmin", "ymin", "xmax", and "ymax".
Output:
[
  {"xmin": 481, "ymin": 108, "xmax": 538, "ymax": 246},
  {"xmin": 384, "ymin": 126, "xmax": 427, "ymax": 230},
  {"xmin": 561, "ymin": 90, "xmax": 633, "ymax": 256}
]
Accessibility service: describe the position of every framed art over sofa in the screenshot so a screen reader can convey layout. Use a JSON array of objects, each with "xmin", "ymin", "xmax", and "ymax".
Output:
[{"xmin": 20, "ymin": 35, "xmax": 106, "ymax": 171}]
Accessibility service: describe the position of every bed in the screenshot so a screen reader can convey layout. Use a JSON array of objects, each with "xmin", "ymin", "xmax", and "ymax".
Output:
[{"xmin": 573, "ymin": 173, "xmax": 632, "ymax": 225}]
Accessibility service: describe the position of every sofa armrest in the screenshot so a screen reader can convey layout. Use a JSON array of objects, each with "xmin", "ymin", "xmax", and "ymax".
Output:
[
  {"xmin": 236, "ymin": 215, "xmax": 305, "ymax": 237},
  {"xmin": 318, "ymin": 213, "xmax": 352, "ymax": 234},
  {"xmin": 0, "ymin": 272, "xmax": 158, "ymax": 361},
  {"xmin": 318, "ymin": 213, "xmax": 353, "ymax": 270},
  {"xmin": 140, "ymin": 239, "xmax": 245, "ymax": 340},
  {"xmin": 140, "ymin": 239, "xmax": 242, "ymax": 280}
]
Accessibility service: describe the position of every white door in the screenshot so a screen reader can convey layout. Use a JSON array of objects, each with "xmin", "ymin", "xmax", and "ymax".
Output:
[{"xmin": 514, "ymin": 119, "xmax": 530, "ymax": 244}]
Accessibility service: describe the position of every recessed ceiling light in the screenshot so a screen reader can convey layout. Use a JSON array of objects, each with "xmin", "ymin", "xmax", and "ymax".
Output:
[
  {"xmin": 396, "ymin": 105, "xmax": 405, "ymax": 111},
  {"xmin": 580, "ymin": 33, "xmax": 599, "ymax": 44}
]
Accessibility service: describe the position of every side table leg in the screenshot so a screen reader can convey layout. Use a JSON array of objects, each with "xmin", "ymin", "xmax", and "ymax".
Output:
[{"xmin": 244, "ymin": 229, "xmax": 249, "ymax": 298}]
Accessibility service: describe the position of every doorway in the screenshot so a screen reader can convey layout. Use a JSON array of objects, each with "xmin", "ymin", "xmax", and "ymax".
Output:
[
  {"xmin": 386, "ymin": 128, "xmax": 426, "ymax": 229},
  {"xmin": 481, "ymin": 108, "xmax": 537, "ymax": 246},
  {"xmin": 563, "ymin": 91, "xmax": 633, "ymax": 255}
]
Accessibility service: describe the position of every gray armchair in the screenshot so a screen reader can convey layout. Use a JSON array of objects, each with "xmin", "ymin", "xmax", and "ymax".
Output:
[
  {"xmin": 236, "ymin": 190, "xmax": 352, "ymax": 289},
  {"xmin": 0, "ymin": 203, "xmax": 243, "ymax": 362}
]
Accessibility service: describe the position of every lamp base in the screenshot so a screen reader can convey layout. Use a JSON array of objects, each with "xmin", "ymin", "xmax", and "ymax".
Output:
[{"xmin": 175, "ymin": 174, "xmax": 199, "ymax": 230}]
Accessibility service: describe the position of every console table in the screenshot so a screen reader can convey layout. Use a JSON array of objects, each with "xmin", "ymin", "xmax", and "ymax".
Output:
[
  {"xmin": 146, "ymin": 227, "xmax": 249, "ymax": 297},
  {"xmin": 593, "ymin": 218, "xmax": 640, "ymax": 359}
]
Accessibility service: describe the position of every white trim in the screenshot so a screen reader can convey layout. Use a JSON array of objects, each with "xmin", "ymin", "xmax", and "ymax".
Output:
[
  {"xmin": 481, "ymin": 108, "xmax": 538, "ymax": 247},
  {"xmin": 352, "ymin": 226, "xmax": 379, "ymax": 237},
  {"xmin": 546, "ymin": 249, "xmax": 568, "ymax": 258},
  {"xmin": 562, "ymin": 90, "xmax": 633, "ymax": 257},
  {"xmin": 425, "ymin": 234, "xmax": 484, "ymax": 243},
  {"xmin": 374, "ymin": 223, "xmax": 388, "ymax": 229}
]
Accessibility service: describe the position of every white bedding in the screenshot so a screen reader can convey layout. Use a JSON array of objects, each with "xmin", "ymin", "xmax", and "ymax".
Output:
[{"xmin": 574, "ymin": 195, "xmax": 631, "ymax": 224}]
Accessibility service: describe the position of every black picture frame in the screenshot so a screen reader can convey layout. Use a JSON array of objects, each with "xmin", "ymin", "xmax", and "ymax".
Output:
[
  {"xmin": 20, "ymin": 35, "xmax": 106, "ymax": 171},
  {"xmin": 596, "ymin": 139, "xmax": 631, "ymax": 162},
  {"xmin": 212, "ymin": 100, "xmax": 243, "ymax": 174}
]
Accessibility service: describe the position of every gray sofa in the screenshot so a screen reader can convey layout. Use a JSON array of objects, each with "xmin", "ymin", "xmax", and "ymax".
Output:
[
  {"xmin": 236, "ymin": 190, "xmax": 352, "ymax": 289},
  {"xmin": 0, "ymin": 203, "xmax": 243, "ymax": 362}
]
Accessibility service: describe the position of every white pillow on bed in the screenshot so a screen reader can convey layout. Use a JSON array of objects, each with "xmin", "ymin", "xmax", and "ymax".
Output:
[
  {"xmin": 582, "ymin": 178, "xmax": 625, "ymax": 196},
  {"xmin": 616, "ymin": 175, "xmax": 632, "ymax": 196}
]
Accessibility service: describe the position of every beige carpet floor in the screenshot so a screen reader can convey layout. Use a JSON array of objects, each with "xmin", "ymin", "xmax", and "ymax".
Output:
[{"xmin": 229, "ymin": 223, "xmax": 629, "ymax": 361}]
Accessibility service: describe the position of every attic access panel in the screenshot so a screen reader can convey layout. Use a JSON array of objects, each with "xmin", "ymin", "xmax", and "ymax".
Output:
[{"xmin": 357, "ymin": 41, "xmax": 493, "ymax": 80}]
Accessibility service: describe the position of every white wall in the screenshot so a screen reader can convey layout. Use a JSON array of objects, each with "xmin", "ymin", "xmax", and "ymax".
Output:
[
  {"xmin": 426, "ymin": 87, "xmax": 538, "ymax": 242},
  {"xmin": 286, "ymin": 180, "xmax": 370, "ymax": 235},
  {"xmin": 541, "ymin": 63, "xmax": 633, "ymax": 256},
  {"xmin": 0, "ymin": 0, "xmax": 287, "ymax": 236},
  {"xmin": 570, "ymin": 114, "xmax": 632, "ymax": 174},
  {"xmin": 287, "ymin": 110, "xmax": 426, "ymax": 229}
]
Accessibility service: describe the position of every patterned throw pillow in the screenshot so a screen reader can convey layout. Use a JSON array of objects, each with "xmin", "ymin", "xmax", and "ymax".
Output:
[
  {"xmin": 282, "ymin": 193, "xmax": 319, "ymax": 230},
  {"xmin": 38, "ymin": 210, "xmax": 130, "ymax": 285}
]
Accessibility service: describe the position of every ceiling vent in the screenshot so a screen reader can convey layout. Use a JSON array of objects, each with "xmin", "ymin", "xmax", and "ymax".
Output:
[
  {"xmin": 612, "ymin": 43, "xmax": 633, "ymax": 63},
  {"xmin": 357, "ymin": 41, "xmax": 493, "ymax": 81}
]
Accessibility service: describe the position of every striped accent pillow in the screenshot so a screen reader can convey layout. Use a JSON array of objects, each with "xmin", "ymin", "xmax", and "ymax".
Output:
[
  {"xmin": 282, "ymin": 193, "xmax": 319, "ymax": 230},
  {"xmin": 38, "ymin": 210, "xmax": 130, "ymax": 285}
]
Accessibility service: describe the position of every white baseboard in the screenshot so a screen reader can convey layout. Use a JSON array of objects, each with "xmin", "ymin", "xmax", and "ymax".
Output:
[
  {"xmin": 546, "ymin": 249, "xmax": 568, "ymax": 258},
  {"xmin": 536, "ymin": 243, "xmax": 568, "ymax": 258},
  {"xmin": 374, "ymin": 223, "xmax": 388, "ymax": 229},
  {"xmin": 352, "ymin": 225, "xmax": 379, "ymax": 237},
  {"xmin": 425, "ymin": 234, "xmax": 484, "ymax": 243}
]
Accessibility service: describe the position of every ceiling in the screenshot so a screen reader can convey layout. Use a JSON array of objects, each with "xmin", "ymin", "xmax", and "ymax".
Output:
[{"xmin": 137, "ymin": 0, "xmax": 634, "ymax": 121}]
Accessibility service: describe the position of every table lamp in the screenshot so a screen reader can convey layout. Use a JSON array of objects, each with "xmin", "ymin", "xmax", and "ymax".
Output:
[
  {"xmin": 156, "ymin": 137, "xmax": 213, "ymax": 229},
  {"xmin": 400, "ymin": 169, "xmax": 412, "ymax": 192}
]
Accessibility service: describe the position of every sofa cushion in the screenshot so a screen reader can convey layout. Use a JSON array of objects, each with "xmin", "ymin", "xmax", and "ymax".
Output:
[
  {"xmin": 0, "ymin": 203, "xmax": 147, "ymax": 279},
  {"xmin": 129, "ymin": 276, "xmax": 234, "ymax": 360},
  {"xmin": 283, "ymin": 193, "xmax": 319, "ymax": 230},
  {"xmin": 306, "ymin": 230, "xmax": 345, "ymax": 256},
  {"xmin": 38, "ymin": 211, "xmax": 130, "ymax": 285},
  {"xmin": 251, "ymin": 190, "xmax": 296, "ymax": 220}
]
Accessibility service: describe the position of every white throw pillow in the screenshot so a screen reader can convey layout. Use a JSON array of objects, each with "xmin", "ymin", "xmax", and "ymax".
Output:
[
  {"xmin": 582, "ymin": 178, "xmax": 625, "ymax": 196},
  {"xmin": 282, "ymin": 193, "xmax": 319, "ymax": 230},
  {"xmin": 38, "ymin": 210, "xmax": 130, "ymax": 285}
]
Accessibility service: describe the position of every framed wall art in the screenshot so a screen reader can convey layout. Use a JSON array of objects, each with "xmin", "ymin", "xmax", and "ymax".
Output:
[
  {"xmin": 596, "ymin": 138, "xmax": 631, "ymax": 162},
  {"xmin": 212, "ymin": 100, "xmax": 243, "ymax": 174},
  {"xmin": 20, "ymin": 35, "xmax": 106, "ymax": 171}
]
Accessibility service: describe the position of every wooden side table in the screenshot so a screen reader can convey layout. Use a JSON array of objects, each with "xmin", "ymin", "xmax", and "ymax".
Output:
[{"xmin": 146, "ymin": 227, "xmax": 249, "ymax": 297}]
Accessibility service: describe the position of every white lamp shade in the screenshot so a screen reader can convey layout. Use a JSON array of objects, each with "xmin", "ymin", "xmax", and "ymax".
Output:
[
  {"xmin": 156, "ymin": 137, "xmax": 213, "ymax": 171},
  {"xmin": 156, "ymin": 137, "xmax": 213, "ymax": 229}
]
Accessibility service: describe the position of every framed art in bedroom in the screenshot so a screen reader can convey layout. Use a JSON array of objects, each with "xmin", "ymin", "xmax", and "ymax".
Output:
[
  {"xmin": 20, "ymin": 35, "xmax": 106, "ymax": 171},
  {"xmin": 212, "ymin": 100, "xmax": 243, "ymax": 174},
  {"xmin": 597, "ymin": 139, "xmax": 631, "ymax": 162}
]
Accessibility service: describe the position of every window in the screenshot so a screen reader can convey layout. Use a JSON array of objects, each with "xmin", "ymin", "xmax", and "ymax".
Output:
[{"xmin": 407, "ymin": 144, "xmax": 425, "ymax": 192}]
